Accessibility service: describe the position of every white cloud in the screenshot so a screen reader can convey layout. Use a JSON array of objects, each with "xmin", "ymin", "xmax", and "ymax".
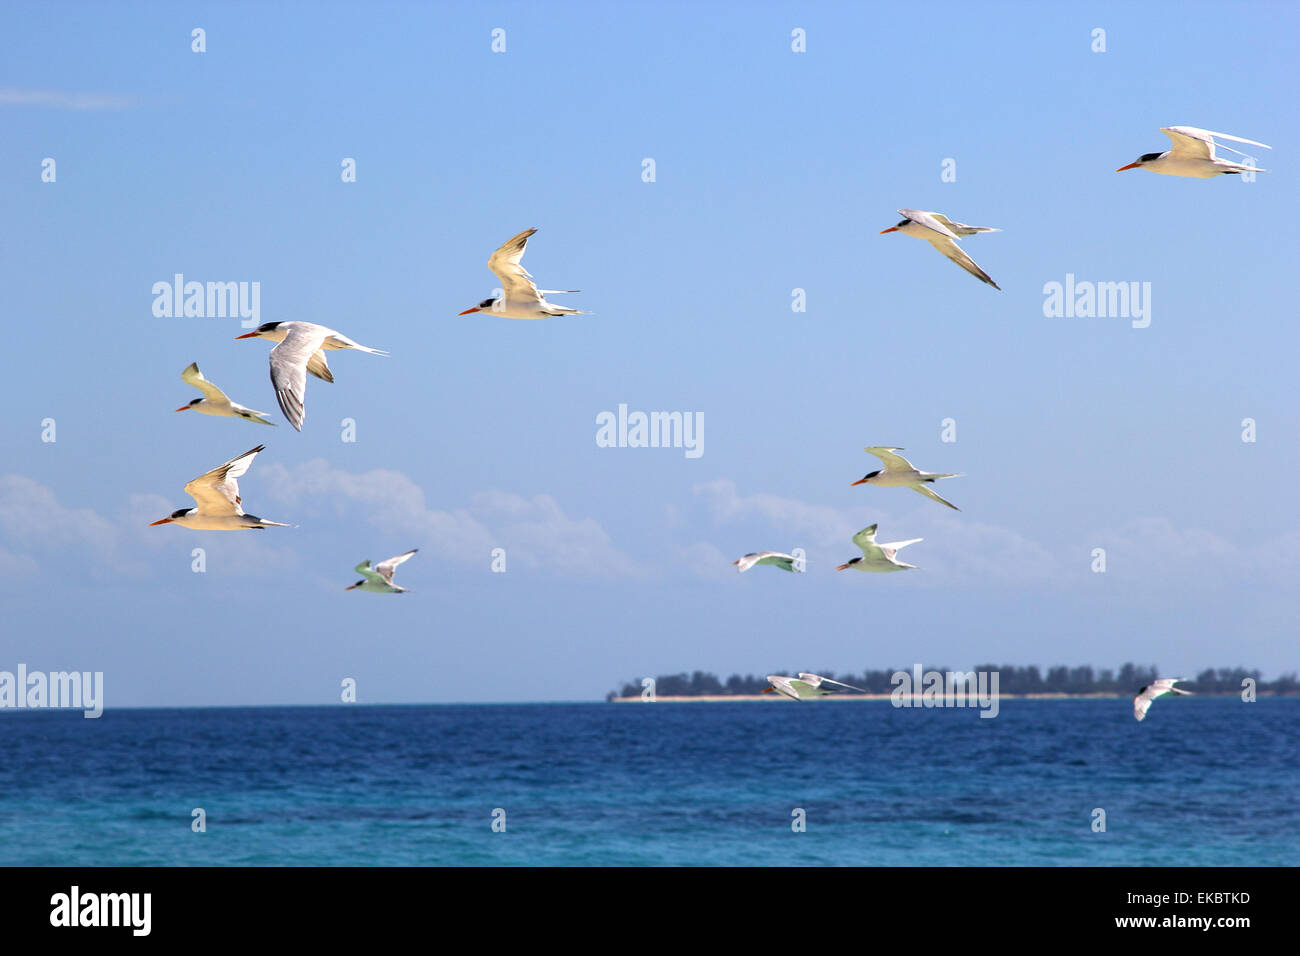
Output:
[
  {"xmin": 1090, "ymin": 517, "xmax": 1300, "ymax": 586},
  {"xmin": 675, "ymin": 540, "xmax": 733, "ymax": 580},
  {"xmin": 258, "ymin": 460, "xmax": 644, "ymax": 577},
  {"xmin": 0, "ymin": 476, "xmax": 298, "ymax": 583},
  {"xmin": 0, "ymin": 474, "xmax": 119, "ymax": 565}
]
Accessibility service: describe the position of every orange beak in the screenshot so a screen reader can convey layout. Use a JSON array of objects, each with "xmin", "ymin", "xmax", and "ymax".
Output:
[
  {"xmin": 174, "ymin": 405, "xmax": 190, "ymax": 412},
  {"xmin": 762, "ymin": 687, "xmax": 775, "ymax": 693},
  {"xmin": 457, "ymin": 307, "xmax": 480, "ymax": 315},
  {"xmin": 149, "ymin": 518, "xmax": 172, "ymax": 526},
  {"xmin": 234, "ymin": 331, "xmax": 259, "ymax": 339},
  {"xmin": 835, "ymin": 563, "xmax": 849, "ymax": 571},
  {"xmin": 344, "ymin": 584, "xmax": 358, "ymax": 590},
  {"xmin": 1116, "ymin": 162, "xmax": 1141, "ymax": 172},
  {"xmin": 879, "ymin": 226, "xmax": 898, "ymax": 234},
  {"xmin": 850, "ymin": 477, "xmax": 868, "ymax": 486}
]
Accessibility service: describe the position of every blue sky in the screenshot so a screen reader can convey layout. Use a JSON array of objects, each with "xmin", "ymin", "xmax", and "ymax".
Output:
[{"xmin": 1, "ymin": 1, "xmax": 1297, "ymax": 705}]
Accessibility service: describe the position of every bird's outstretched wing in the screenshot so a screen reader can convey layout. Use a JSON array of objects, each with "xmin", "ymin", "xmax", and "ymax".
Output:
[
  {"xmin": 922, "ymin": 233, "xmax": 1001, "ymax": 290},
  {"xmin": 181, "ymin": 363, "xmax": 229, "ymax": 403},
  {"xmin": 801, "ymin": 673, "xmax": 867, "ymax": 693},
  {"xmin": 487, "ymin": 228, "xmax": 545, "ymax": 306},
  {"xmin": 268, "ymin": 326, "xmax": 329, "ymax": 431},
  {"xmin": 374, "ymin": 549, "xmax": 418, "ymax": 584},
  {"xmin": 184, "ymin": 445, "xmax": 265, "ymax": 516},
  {"xmin": 1162, "ymin": 126, "xmax": 1271, "ymax": 161},
  {"xmin": 929, "ymin": 213, "xmax": 1001, "ymax": 237},
  {"xmin": 864, "ymin": 446, "xmax": 916, "ymax": 473},
  {"xmin": 912, "ymin": 483, "xmax": 960, "ymax": 511},
  {"xmin": 352, "ymin": 560, "xmax": 388, "ymax": 586},
  {"xmin": 851, "ymin": 524, "xmax": 882, "ymax": 557},
  {"xmin": 306, "ymin": 350, "xmax": 334, "ymax": 383}
]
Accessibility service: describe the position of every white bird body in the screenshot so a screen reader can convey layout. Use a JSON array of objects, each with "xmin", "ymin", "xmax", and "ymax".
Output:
[
  {"xmin": 764, "ymin": 673, "xmax": 867, "ymax": 700},
  {"xmin": 458, "ymin": 228, "xmax": 584, "ymax": 319},
  {"xmin": 149, "ymin": 444, "xmax": 290, "ymax": 530},
  {"xmin": 836, "ymin": 524, "xmax": 922, "ymax": 573},
  {"xmin": 880, "ymin": 209, "xmax": 1001, "ymax": 289},
  {"xmin": 346, "ymin": 549, "xmax": 418, "ymax": 593},
  {"xmin": 174, "ymin": 362, "xmax": 275, "ymax": 425},
  {"xmin": 1117, "ymin": 127, "xmax": 1271, "ymax": 178},
  {"xmin": 235, "ymin": 321, "xmax": 387, "ymax": 431},
  {"xmin": 734, "ymin": 551, "xmax": 800, "ymax": 573},
  {"xmin": 1133, "ymin": 678, "xmax": 1193, "ymax": 721},
  {"xmin": 852, "ymin": 446, "xmax": 961, "ymax": 511}
]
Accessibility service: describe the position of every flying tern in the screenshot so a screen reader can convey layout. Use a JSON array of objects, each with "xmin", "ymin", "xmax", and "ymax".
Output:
[
  {"xmin": 852, "ymin": 447, "xmax": 961, "ymax": 511},
  {"xmin": 173, "ymin": 362, "xmax": 275, "ymax": 425},
  {"xmin": 734, "ymin": 551, "xmax": 801, "ymax": 573},
  {"xmin": 1133, "ymin": 679, "xmax": 1193, "ymax": 722},
  {"xmin": 835, "ymin": 524, "xmax": 922, "ymax": 572},
  {"xmin": 1117, "ymin": 127, "xmax": 1270, "ymax": 178},
  {"xmin": 235, "ymin": 321, "xmax": 387, "ymax": 431},
  {"xmin": 880, "ymin": 209, "xmax": 1001, "ymax": 289},
  {"xmin": 763, "ymin": 673, "xmax": 867, "ymax": 700},
  {"xmin": 149, "ymin": 444, "xmax": 290, "ymax": 530},
  {"xmin": 345, "ymin": 549, "xmax": 418, "ymax": 593},
  {"xmin": 458, "ymin": 228, "xmax": 584, "ymax": 319}
]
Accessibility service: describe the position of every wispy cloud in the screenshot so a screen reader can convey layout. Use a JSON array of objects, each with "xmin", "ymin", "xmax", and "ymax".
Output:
[
  {"xmin": 0, "ymin": 474, "xmax": 119, "ymax": 562},
  {"xmin": 0, "ymin": 87, "xmax": 136, "ymax": 110},
  {"xmin": 0, "ymin": 475, "xmax": 298, "ymax": 584},
  {"xmin": 0, "ymin": 474, "xmax": 149, "ymax": 580},
  {"xmin": 1090, "ymin": 516, "xmax": 1300, "ymax": 587},
  {"xmin": 258, "ymin": 459, "xmax": 645, "ymax": 578}
]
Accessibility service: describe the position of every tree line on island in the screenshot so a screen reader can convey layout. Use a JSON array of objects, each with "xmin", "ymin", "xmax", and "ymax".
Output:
[{"xmin": 608, "ymin": 665, "xmax": 1300, "ymax": 700}]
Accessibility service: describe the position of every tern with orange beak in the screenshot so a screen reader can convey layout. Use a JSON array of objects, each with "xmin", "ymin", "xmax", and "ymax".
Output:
[
  {"xmin": 458, "ymin": 228, "xmax": 584, "ymax": 319},
  {"xmin": 835, "ymin": 524, "xmax": 922, "ymax": 573},
  {"xmin": 880, "ymin": 209, "xmax": 1001, "ymax": 289},
  {"xmin": 235, "ymin": 321, "xmax": 387, "ymax": 432},
  {"xmin": 173, "ymin": 362, "xmax": 275, "ymax": 425},
  {"xmin": 852, "ymin": 447, "xmax": 961, "ymax": 511},
  {"xmin": 763, "ymin": 673, "xmax": 867, "ymax": 700},
  {"xmin": 345, "ymin": 549, "xmax": 418, "ymax": 594},
  {"xmin": 149, "ymin": 444, "xmax": 291, "ymax": 530},
  {"xmin": 1116, "ymin": 127, "xmax": 1270, "ymax": 178}
]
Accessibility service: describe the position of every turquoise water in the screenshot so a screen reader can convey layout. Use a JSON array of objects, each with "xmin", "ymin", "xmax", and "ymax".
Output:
[{"xmin": 0, "ymin": 699, "xmax": 1294, "ymax": 865}]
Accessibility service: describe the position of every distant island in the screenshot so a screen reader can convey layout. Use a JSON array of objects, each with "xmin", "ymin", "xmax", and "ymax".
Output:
[{"xmin": 607, "ymin": 664, "xmax": 1300, "ymax": 701}]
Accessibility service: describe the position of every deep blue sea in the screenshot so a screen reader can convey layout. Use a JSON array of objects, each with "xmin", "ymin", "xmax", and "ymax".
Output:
[{"xmin": 0, "ymin": 699, "xmax": 1295, "ymax": 866}]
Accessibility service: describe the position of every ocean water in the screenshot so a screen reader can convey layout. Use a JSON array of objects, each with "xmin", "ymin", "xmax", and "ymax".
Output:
[{"xmin": 0, "ymin": 699, "xmax": 1294, "ymax": 866}]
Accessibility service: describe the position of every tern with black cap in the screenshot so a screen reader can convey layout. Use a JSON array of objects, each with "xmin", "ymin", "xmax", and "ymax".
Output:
[
  {"xmin": 235, "ymin": 321, "xmax": 387, "ymax": 432},
  {"xmin": 880, "ymin": 209, "xmax": 1001, "ymax": 290},
  {"xmin": 149, "ymin": 445, "xmax": 291, "ymax": 531},
  {"xmin": 1117, "ymin": 126, "xmax": 1270, "ymax": 178},
  {"xmin": 458, "ymin": 228, "xmax": 584, "ymax": 319}
]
